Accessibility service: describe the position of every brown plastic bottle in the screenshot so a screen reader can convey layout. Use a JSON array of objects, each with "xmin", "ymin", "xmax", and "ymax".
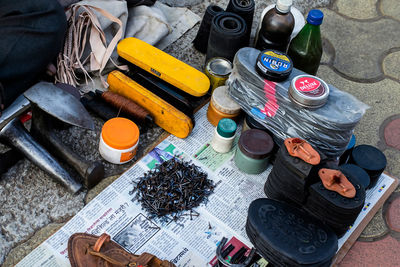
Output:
[{"xmin": 255, "ymin": 0, "xmax": 294, "ymax": 53}]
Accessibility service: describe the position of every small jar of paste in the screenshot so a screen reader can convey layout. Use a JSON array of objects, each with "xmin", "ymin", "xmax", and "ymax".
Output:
[
  {"xmin": 99, "ymin": 117, "xmax": 140, "ymax": 164},
  {"xmin": 211, "ymin": 118, "xmax": 237, "ymax": 153},
  {"xmin": 234, "ymin": 129, "xmax": 274, "ymax": 174},
  {"xmin": 207, "ymin": 85, "xmax": 241, "ymax": 126},
  {"xmin": 289, "ymin": 75, "xmax": 329, "ymax": 109}
]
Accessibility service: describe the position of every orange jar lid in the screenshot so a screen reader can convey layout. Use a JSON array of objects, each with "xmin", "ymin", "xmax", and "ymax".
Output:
[{"xmin": 101, "ymin": 118, "xmax": 139, "ymax": 150}]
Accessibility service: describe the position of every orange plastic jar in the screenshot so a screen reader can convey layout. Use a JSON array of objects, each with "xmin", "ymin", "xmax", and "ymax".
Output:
[
  {"xmin": 207, "ymin": 85, "xmax": 241, "ymax": 126},
  {"xmin": 99, "ymin": 118, "xmax": 140, "ymax": 164}
]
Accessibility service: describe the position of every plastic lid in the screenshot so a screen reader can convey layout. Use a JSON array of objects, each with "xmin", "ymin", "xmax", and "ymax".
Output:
[
  {"xmin": 101, "ymin": 118, "xmax": 139, "ymax": 150},
  {"xmin": 238, "ymin": 129, "xmax": 274, "ymax": 159},
  {"xmin": 217, "ymin": 118, "xmax": 237, "ymax": 138},
  {"xmin": 276, "ymin": 0, "xmax": 293, "ymax": 13},
  {"xmin": 307, "ymin": 9, "xmax": 324, "ymax": 25},
  {"xmin": 211, "ymin": 85, "xmax": 241, "ymax": 114}
]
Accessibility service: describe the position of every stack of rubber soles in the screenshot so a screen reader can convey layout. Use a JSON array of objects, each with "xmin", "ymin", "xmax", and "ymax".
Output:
[
  {"xmin": 206, "ymin": 12, "xmax": 247, "ymax": 62},
  {"xmin": 304, "ymin": 167, "xmax": 366, "ymax": 237},
  {"xmin": 264, "ymin": 144, "xmax": 316, "ymax": 206},
  {"xmin": 246, "ymin": 198, "xmax": 338, "ymax": 267},
  {"xmin": 228, "ymin": 47, "xmax": 365, "ymax": 158},
  {"xmin": 349, "ymin": 145, "xmax": 387, "ymax": 189}
]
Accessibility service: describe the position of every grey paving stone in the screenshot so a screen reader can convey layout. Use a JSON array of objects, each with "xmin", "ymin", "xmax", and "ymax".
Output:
[
  {"xmin": 317, "ymin": 65, "xmax": 400, "ymax": 150},
  {"xmin": 380, "ymin": 0, "xmax": 400, "ymax": 21},
  {"xmin": 383, "ymin": 51, "xmax": 400, "ymax": 81},
  {"xmin": 359, "ymin": 207, "xmax": 389, "ymax": 241},
  {"xmin": 335, "ymin": 0, "xmax": 378, "ymax": 20},
  {"xmin": 320, "ymin": 8, "xmax": 400, "ymax": 81},
  {"xmin": 2, "ymin": 223, "xmax": 64, "ymax": 267}
]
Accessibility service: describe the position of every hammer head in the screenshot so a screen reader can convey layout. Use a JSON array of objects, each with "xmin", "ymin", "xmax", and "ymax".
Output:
[{"xmin": 24, "ymin": 82, "xmax": 94, "ymax": 130}]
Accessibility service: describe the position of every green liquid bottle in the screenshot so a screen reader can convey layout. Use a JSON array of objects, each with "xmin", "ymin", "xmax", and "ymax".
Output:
[{"xmin": 287, "ymin": 9, "xmax": 324, "ymax": 75}]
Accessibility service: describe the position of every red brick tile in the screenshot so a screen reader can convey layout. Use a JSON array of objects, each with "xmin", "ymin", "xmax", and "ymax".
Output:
[
  {"xmin": 384, "ymin": 117, "xmax": 400, "ymax": 150},
  {"xmin": 386, "ymin": 195, "xmax": 400, "ymax": 232},
  {"xmin": 339, "ymin": 235, "xmax": 400, "ymax": 266}
]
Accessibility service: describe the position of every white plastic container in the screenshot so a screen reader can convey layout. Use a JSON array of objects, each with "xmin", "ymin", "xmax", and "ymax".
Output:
[
  {"xmin": 211, "ymin": 118, "xmax": 237, "ymax": 153},
  {"xmin": 99, "ymin": 118, "xmax": 140, "ymax": 164}
]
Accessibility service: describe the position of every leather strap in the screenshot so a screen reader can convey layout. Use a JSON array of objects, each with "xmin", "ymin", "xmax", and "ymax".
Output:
[
  {"xmin": 56, "ymin": 4, "xmax": 127, "ymax": 88},
  {"xmin": 93, "ymin": 233, "xmax": 111, "ymax": 252}
]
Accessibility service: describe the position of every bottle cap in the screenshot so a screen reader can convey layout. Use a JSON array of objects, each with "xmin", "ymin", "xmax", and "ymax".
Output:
[
  {"xmin": 217, "ymin": 118, "xmax": 237, "ymax": 138},
  {"xmin": 307, "ymin": 9, "xmax": 324, "ymax": 25},
  {"xmin": 276, "ymin": 0, "xmax": 293, "ymax": 13},
  {"xmin": 102, "ymin": 117, "xmax": 139, "ymax": 149}
]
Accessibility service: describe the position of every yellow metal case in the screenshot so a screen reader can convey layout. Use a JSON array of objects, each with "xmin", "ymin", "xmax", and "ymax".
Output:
[
  {"xmin": 117, "ymin": 37, "xmax": 210, "ymax": 97},
  {"xmin": 107, "ymin": 70, "xmax": 194, "ymax": 139}
]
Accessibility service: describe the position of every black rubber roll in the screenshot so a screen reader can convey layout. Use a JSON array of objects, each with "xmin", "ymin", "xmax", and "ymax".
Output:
[
  {"xmin": 193, "ymin": 5, "xmax": 224, "ymax": 53},
  {"xmin": 206, "ymin": 12, "xmax": 247, "ymax": 62},
  {"xmin": 226, "ymin": 0, "xmax": 255, "ymax": 45}
]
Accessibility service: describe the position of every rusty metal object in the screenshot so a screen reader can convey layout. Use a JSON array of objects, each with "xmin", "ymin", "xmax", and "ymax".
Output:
[
  {"xmin": 318, "ymin": 168, "xmax": 356, "ymax": 198},
  {"xmin": 284, "ymin": 137, "xmax": 321, "ymax": 165}
]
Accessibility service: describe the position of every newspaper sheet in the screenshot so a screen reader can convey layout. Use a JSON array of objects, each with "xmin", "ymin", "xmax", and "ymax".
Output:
[{"xmin": 16, "ymin": 104, "xmax": 397, "ymax": 267}]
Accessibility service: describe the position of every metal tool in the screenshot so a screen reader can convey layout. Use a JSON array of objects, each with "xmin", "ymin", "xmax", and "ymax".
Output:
[
  {"xmin": 216, "ymin": 237, "xmax": 256, "ymax": 267},
  {"xmin": 31, "ymin": 108, "xmax": 104, "ymax": 189},
  {"xmin": 0, "ymin": 82, "xmax": 95, "ymax": 193}
]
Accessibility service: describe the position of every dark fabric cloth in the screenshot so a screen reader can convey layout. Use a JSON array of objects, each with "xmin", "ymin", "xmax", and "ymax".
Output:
[{"xmin": 0, "ymin": 0, "xmax": 67, "ymax": 108}]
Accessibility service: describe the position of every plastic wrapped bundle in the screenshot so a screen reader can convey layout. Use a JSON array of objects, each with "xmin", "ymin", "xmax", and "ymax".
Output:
[{"xmin": 227, "ymin": 47, "xmax": 369, "ymax": 158}]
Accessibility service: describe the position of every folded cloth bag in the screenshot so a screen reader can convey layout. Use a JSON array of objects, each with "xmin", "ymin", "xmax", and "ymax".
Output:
[
  {"xmin": 68, "ymin": 233, "xmax": 176, "ymax": 267},
  {"xmin": 125, "ymin": 4, "xmax": 170, "ymax": 45}
]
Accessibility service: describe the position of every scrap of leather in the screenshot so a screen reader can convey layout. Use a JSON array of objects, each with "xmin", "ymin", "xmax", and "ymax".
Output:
[
  {"xmin": 68, "ymin": 233, "xmax": 176, "ymax": 267},
  {"xmin": 318, "ymin": 168, "xmax": 356, "ymax": 198},
  {"xmin": 284, "ymin": 138, "xmax": 321, "ymax": 165}
]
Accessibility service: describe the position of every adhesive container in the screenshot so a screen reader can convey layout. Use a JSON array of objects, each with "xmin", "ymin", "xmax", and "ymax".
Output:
[
  {"xmin": 242, "ymin": 113, "xmax": 271, "ymax": 133},
  {"xmin": 289, "ymin": 74, "xmax": 329, "ymax": 109},
  {"xmin": 207, "ymin": 85, "xmax": 241, "ymax": 126},
  {"xmin": 205, "ymin": 57, "xmax": 233, "ymax": 92},
  {"xmin": 211, "ymin": 118, "xmax": 237, "ymax": 153},
  {"xmin": 234, "ymin": 129, "xmax": 274, "ymax": 174},
  {"xmin": 99, "ymin": 117, "xmax": 140, "ymax": 164}
]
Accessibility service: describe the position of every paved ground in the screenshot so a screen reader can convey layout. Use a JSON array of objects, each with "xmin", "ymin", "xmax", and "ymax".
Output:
[{"xmin": 1, "ymin": 0, "xmax": 400, "ymax": 266}]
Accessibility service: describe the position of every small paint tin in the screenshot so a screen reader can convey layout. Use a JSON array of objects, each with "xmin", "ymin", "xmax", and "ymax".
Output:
[
  {"xmin": 234, "ymin": 129, "xmax": 274, "ymax": 174},
  {"xmin": 255, "ymin": 50, "xmax": 293, "ymax": 82},
  {"xmin": 99, "ymin": 117, "xmax": 140, "ymax": 164},
  {"xmin": 289, "ymin": 75, "xmax": 329, "ymax": 109},
  {"xmin": 205, "ymin": 57, "xmax": 233, "ymax": 92},
  {"xmin": 207, "ymin": 85, "xmax": 241, "ymax": 126}
]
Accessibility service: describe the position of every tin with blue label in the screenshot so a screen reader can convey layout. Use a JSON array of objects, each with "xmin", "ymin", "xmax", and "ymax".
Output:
[{"xmin": 255, "ymin": 49, "xmax": 293, "ymax": 82}]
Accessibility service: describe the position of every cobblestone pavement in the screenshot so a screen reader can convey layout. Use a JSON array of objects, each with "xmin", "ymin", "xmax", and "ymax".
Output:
[{"xmin": 1, "ymin": 0, "xmax": 400, "ymax": 266}]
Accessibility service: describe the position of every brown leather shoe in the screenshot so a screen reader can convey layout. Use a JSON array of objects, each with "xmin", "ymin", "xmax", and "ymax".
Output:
[
  {"xmin": 284, "ymin": 138, "xmax": 321, "ymax": 165},
  {"xmin": 68, "ymin": 233, "xmax": 175, "ymax": 267},
  {"xmin": 318, "ymin": 168, "xmax": 356, "ymax": 198}
]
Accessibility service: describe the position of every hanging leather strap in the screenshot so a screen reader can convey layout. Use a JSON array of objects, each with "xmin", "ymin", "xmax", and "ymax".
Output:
[{"xmin": 56, "ymin": 4, "xmax": 127, "ymax": 89}]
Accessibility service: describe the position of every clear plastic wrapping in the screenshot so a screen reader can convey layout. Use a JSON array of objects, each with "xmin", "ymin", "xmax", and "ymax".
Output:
[{"xmin": 227, "ymin": 47, "xmax": 369, "ymax": 158}]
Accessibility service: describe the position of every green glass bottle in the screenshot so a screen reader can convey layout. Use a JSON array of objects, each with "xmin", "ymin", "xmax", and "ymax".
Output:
[{"xmin": 287, "ymin": 9, "xmax": 324, "ymax": 75}]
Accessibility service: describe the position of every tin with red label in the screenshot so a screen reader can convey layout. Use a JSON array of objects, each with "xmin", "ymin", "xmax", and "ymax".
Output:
[{"xmin": 289, "ymin": 75, "xmax": 329, "ymax": 109}]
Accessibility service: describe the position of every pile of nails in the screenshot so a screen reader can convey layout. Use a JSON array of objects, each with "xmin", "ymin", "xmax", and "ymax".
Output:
[{"xmin": 130, "ymin": 158, "xmax": 215, "ymax": 221}]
